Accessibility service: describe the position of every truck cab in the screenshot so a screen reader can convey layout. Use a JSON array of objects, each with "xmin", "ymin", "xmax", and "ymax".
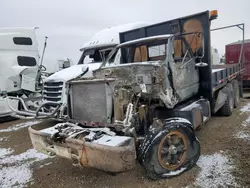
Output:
[
  {"xmin": 211, "ymin": 46, "xmax": 221, "ymax": 65},
  {"xmin": 0, "ymin": 27, "xmax": 42, "ymax": 118},
  {"xmin": 0, "ymin": 27, "xmax": 40, "ymax": 93},
  {"xmin": 32, "ymin": 22, "xmax": 150, "ymax": 119}
]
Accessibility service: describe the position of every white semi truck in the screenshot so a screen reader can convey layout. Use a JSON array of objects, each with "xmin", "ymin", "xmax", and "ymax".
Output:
[
  {"xmin": 0, "ymin": 27, "xmax": 47, "ymax": 120},
  {"xmin": 211, "ymin": 46, "xmax": 221, "ymax": 65},
  {"xmin": 7, "ymin": 22, "xmax": 149, "ymax": 119}
]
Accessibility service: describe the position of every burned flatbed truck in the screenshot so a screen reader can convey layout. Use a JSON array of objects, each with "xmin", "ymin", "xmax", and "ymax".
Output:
[{"xmin": 28, "ymin": 10, "xmax": 244, "ymax": 179}]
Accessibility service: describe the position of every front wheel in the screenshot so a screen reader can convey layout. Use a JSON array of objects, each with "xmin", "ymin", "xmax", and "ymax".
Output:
[{"xmin": 139, "ymin": 118, "xmax": 200, "ymax": 180}]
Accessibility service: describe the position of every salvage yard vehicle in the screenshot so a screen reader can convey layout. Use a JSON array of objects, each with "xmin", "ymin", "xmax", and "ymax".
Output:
[
  {"xmin": 7, "ymin": 22, "xmax": 149, "ymax": 120},
  {"xmin": 0, "ymin": 27, "xmax": 48, "ymax": 120},
  {"xmin": 27, "ymin": 10, "xmax": 244, "ymax": 179}
]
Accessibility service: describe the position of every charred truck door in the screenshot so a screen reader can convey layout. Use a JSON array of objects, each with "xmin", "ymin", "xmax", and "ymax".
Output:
[{"xmin": 119, "ymin": 11, "xmax": 213, "ymax": 105}]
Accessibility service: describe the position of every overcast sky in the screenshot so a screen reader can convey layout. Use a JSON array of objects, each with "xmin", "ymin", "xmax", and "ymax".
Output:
[{"xmin": 1, "ymin": 0, "xmax": 250, "ymax": 72}]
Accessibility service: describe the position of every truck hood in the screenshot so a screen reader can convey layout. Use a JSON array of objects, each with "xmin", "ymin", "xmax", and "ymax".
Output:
[{"xmin": 44, "ymin": 63, "xmax": 101, "ymax": 82}]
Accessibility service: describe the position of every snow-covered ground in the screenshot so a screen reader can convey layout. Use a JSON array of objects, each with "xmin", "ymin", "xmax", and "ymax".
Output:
[
  {"xmin": 0, "ymin": 148, "xmax": 49, "ymax": 188},
  {"xmin": 242, "ymin": 116, "xmax": 250, "ymax": 127},
  {"xmin": 191, "ymin": 102, "xmax": 250, "ymax": 188},
  {"xmin": 0, "ymin": 136, "xmax": 9, "ymax": 142},
  {"xmin": 235, "ymin": 131, "xmax": 250, "ymax": 140},
  {"xmin": 194, "ymin": 153, "xmax": 237, "ymax": 188},
  {"xmin": 235, "ymin": 103, "xmax": 250, "ymax": 140},
  {"xmin": 0, "ymin": 120, "xmax": 41, "ymax": 133},
  {"xmin": 240, "ymin": 104, "xmax": 250, "ymax": 142},
  {"xmin": 241, "ymin": 102, "xmax": 250, "ymax": 127},
  {"xmin": 240, "ymin": 103, "xmax": 250, "ymax": 113},
  {"xmin": 0, "ymin": 147, "xmax": 13, "ymax": 158},
  {"xmin": 0, "ymin": 120, "xmax": 48, "ymax": 187}
]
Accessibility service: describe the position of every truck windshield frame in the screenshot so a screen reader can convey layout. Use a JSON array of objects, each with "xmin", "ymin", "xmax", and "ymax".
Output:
[
  {"xmin": 101, "ymin": 34, "xmax": 196, "ymax": 68},
  {"xmin": 102, "ymin": 37, "xmax": 170, "ymax": 68},
  {"xmin": 77, "ymin": 46, "xmax": 116, "ymax": 65}
]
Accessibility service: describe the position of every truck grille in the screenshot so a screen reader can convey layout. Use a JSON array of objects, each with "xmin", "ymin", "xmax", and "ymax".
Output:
[
  {"xmin": 43, "ymin": 81, "xmax": 63, "ymax": 103},
  {"xmin": 69, "ymin": 80, "xmax": 113, "ymax": 123}
]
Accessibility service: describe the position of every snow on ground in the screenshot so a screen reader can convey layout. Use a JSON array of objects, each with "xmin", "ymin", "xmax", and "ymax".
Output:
[
  {"xmin": 235, "ymin": 131, "xmax": 250, "ymax": 140},
  {"xmin": 39, "ymin": 162, "xmax": 53, "ymax": 168},
  {"xmin": 242, "ymin": 116, "xmax": 250, "ymax": 127},
  {"xmin": 0, "ymin": 148, "xmax": 49, "ymax": 188},
  {"xmin": 240, "ymin": 103, "xmax": 250, "ymax": 113},
  {"xmin": 240, "ymin": 103, "xmax": 250, "ymax": 126},
  {"xmin": 0, "ymin": 164, "xmax": 33, "ymax": 188},
  {"xmin": 0, "ymin": 136, "xmax": 9, "ymax": 142},
  {"xmin": 194, "ymin": 153, "xmax": 237, "ymax": 188},
  {"xmin": 1, "ymin": 148, "xmax": 48, "ymax": 164},
  {"xmin": 0, "ymin": 120, "xmax": 41, "ymax": 133},
  {"xmin": 0, "ymin": 148, "xmax": 13, "ymax": 158},
  {"xmin": 237, "ymin": 105, "xmax": 250, "ymax": 139}
]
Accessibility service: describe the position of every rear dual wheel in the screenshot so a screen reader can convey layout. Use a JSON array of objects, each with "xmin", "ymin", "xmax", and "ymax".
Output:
[
  {"xmin": 139, "ymin": 118, "xmax": 200, "ymax": 180},
  {"xmin": 220, "ymin": 81, "xmax": 240, "ymax": 116},
  {"xmin": 232, "ymin": 80, "xmax": 240, "ymax": 108},
  {"xmin": 220, "ymin": 87, "xmax": 234, "ymax": 116}
]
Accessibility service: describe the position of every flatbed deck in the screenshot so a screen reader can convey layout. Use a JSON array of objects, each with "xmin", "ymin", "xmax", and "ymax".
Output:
[{"xmin": 212, "ymin": 63, "xmax": 243, "ymax": 92}]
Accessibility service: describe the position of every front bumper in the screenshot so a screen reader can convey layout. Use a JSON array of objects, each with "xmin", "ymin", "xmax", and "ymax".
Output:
[{"xmin": 28, "ymin": 123, "xmax": 136, "ymax": 173}]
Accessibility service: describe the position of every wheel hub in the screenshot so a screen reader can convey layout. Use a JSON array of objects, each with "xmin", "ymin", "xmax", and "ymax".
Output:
[
  {"xmin": 169, "ymin": 145, "xmax": 177, "ymax": 155},
  {"xmin": 157, "ymin": 130, "xmax": 188, "ymax": 171}
]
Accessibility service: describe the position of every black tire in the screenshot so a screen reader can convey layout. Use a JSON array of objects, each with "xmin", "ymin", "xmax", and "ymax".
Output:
[
  {"xmin": 0, "ymin": 116, "xmax": 17, "ymax": 123},
  {"xmin": 232, "ymin": 80, "xmax": 240, "ymax": 108},
  {"xmin": 139, "ymin": 118, "xmax": 200, "ymax": 180},
  {"xmin": 220, "ymin": 86, "xmax": 234, "ymax": 116}
]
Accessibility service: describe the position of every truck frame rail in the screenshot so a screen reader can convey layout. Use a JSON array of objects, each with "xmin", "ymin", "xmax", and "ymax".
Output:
[{"xmin": 212, "ymin": 63, "xmax": 244, "ymax": 92}]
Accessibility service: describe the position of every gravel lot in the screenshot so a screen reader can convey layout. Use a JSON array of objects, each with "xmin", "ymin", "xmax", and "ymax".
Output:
[{"xmin": 1, "ymin": 99, "xmax": 250, "ymax": 188}]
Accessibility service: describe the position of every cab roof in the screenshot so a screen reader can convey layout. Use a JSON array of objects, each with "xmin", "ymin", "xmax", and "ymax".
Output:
[{"xmin": 80, "ymin": 22, "xmax": 149, "ymax": 51}]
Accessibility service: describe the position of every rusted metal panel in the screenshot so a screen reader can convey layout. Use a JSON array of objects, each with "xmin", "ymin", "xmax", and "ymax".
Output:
[{"xmin": 28, "ymin": 124, "xmax": 136, "ymax": 173}]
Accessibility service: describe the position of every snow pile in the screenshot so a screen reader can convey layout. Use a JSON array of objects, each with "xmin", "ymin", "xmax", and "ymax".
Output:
[
  {"xmin": 195, "ymin": 153, "xmax": 237, "ymax": 188},
  {"xmin": 235, "ymin": 131, "xmax": 250, "ymax": 140},
  {"xmin": 0, "ymin": 149, "xmax": 49, "ymax": 187},
  {"xmin": 0, "ymin": 148, "xmax": 13, "ymax": 158},
  {"xmin": 0, "ymin": 120, "xmax": 41, "ymax": 133}
]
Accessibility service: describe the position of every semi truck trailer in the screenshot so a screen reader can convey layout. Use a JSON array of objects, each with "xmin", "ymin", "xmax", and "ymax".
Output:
[
  {"xmin": 225, "ymin": 39, "xmax": 250, "ymax": 88},
  {"xmin": 27, "ymin": 10, "xmax": 243, "ymax": 180}
]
